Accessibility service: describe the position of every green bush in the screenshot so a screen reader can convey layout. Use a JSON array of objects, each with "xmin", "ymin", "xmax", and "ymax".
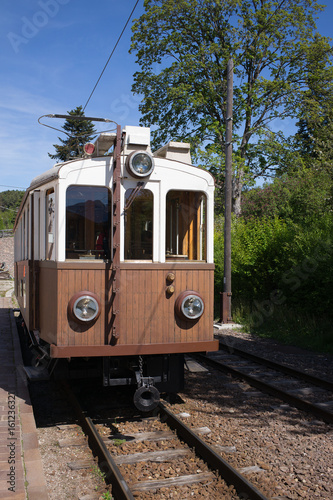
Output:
[
  {"xmin": 215, "ymin": 215, "xmax": 295, "ymax": 299},
  {"xmin": 214, "ymin": 212, "xmax": 333, "ymax": 320},
  {"xmin": 214, "ymin": 156, "xmax": 333, "ymax": 351},
  {"xmin": 242, "ymin": 170, "xmax": 332, "ymax": 223}
]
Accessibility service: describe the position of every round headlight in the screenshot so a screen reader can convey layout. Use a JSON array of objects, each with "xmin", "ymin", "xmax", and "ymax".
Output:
[
  {"xmin": 175, "ymin": 291, "xmax": 205, "ymax": 320},
  {"xmin": 126, "ymin": 151, "xmax": 155, "ymax": 178},
  {"xmin": 73, "ymin": 296, "xmax": 99, "ymax": 322},
  {"xmin": 182, "ymin": 295, "xmax": 204, "ymax": 319},
  {"xmin": 68, "ymin": 291, "xmax": 101, "ymax": 324}
]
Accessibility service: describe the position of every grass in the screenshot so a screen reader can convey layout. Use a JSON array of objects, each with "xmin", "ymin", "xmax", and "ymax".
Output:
[
  {"xmin": 91, "ymin": 465, "xmax": 106, "ymax": 482},
  {"xmin": 231, "ymin": 300, "xmax": 333, "ymax": 355},
  {"xmin": 89, "ymin": 466, "xmax": 114, "ymax": 499},
  {"xmin": 100, "ymin": 493, "xmax": 113, "ymax": 500},
  {"xmin": 112, "ymin": 438, "xmax": 126, "ymax": 446}
]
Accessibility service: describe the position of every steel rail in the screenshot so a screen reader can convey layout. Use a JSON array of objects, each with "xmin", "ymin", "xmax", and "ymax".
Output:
[
  {"xmin": 158, "ymin": 402, "xmax": 268, "ymax": 500},
  {"xmin": 195, "ymin": 353, "xmax": 333, "ymax": 424},
  {"xmin": 218, "ymin": 341, "xmax": 333, "ymax": 391},
  {"xmin": 61, "ymin": 382, "xmax": 134, "ymax": 500},
  {"xmin": 63, "ymin": 380, "xmax": 268, "ymax": 499}
]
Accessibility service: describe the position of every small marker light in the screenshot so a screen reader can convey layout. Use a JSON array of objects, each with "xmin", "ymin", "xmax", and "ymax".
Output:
[{"xmin": 84, "ymin": 143, "xmax": 95, "ymax": 155}]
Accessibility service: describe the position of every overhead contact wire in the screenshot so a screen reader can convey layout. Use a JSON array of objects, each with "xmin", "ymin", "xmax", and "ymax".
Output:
[{"xmin": 83, "ymin": 0, "xmax": 140, "ymax": 112}]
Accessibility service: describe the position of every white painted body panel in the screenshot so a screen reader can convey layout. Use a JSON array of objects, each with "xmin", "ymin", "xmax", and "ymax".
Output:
[{"xmin": 15, "ymin": 128, "xmax": 215, "ymax": 264}]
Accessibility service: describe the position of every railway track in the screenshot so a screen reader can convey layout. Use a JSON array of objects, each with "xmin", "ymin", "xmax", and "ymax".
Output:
[
  {"xmin": 195, "ymin": 341, "xmax": 333, "ymax": 424},
  {"xmin": 62, "ymin": 382, "xmax": 268, "ymax": 499}
]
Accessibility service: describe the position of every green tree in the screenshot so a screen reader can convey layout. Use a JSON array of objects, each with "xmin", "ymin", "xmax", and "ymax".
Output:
[
  {"xmin": 0, "ymin": 190, "xmax": 25, "ymax": 228},
  {"xmin": 131, "ymin": 0, "xmax": 332, "ymax": 215},
  {"xmin": 49, "ymin": 106, "xmax": 97, "ymax": 162},
  {"xmin": 294, "ymin": 40, "xmax": 333, "ymax": 172},
  {"xmin": 242, "ymin": 170, "xmax": 332, "ymax": 223}
]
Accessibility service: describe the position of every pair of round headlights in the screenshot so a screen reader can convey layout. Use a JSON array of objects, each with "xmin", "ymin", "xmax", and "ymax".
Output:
[{"xmin": 69, "ymin": 290, "xmax": 204, "ymax": 324}]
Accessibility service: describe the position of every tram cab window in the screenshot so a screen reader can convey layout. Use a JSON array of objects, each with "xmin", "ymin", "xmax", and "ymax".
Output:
[
  {"xmin": 166, "ymin": 191, "xmax": 206, "ymax": 261},
  {"xmin": 66, "ymin": 186, "xmax": 111, "ymax": 260},
  {"xmin": 124, "ymin": 189, "xmax": 153, "ymax": 260},
  {"xmin": 46, "ymin": 189, "xmax": 55, "ymax": 260}
]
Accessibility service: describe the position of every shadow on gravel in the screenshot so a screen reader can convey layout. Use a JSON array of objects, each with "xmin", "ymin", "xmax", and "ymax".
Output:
[{"xmin": 180, "ymin": 369, "xmax": 331, "ymax": 436}]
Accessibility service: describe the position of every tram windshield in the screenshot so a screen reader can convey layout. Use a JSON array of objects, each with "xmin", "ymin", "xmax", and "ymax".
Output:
[
  {"xmin": 124, "ymin": 189, "xmax": 153, "ymax": 260},
  {"xmin": 66, "ymin": 185, "xmax": 111, "ymax": 260},
  {"xmin": 166, "ymin": 191, "xmax": 206, "ymax": 261}
]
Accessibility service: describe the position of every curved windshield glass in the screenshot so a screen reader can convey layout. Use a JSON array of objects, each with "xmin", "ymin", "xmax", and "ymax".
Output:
[
  {"xmin": 66, "ymin": 185, "xmax": 111, "ymax": 260},
  {"xmin": 124, "ymin": 189, "xmax": 153, "ymax": 260}
]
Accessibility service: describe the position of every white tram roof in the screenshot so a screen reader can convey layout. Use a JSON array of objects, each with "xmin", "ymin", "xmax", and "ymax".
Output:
[{"xmin": 29, "ymin": 127, "xmax": 214, "ymax": 190}]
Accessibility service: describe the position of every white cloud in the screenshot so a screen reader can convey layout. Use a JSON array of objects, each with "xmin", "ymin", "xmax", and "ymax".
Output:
[
  {"xmin": 0, "ymin": 86, "xmax": 59, "ymax": 191},
  {"xmin": 0, "ymin": 86, "xmax": 60, "ymax": 117}
]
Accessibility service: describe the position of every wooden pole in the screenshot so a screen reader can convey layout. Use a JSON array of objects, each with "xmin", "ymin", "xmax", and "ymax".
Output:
[{"xmin": 221, "ymin": 58, "xmax": 233, "ymax": 323}]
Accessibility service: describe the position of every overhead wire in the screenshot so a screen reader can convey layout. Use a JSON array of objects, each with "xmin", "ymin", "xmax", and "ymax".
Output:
[{"xmin": 83, "ymin": 0, "xmax": 140, "ymax": 112}]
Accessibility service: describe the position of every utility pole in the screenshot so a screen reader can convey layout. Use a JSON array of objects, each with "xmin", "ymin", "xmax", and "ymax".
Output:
[{"xmin": 220, "ymin": 58, "xmax": 233, "ymax": 324}]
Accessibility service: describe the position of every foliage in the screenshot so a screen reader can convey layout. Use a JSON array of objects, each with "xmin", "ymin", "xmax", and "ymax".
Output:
[
  {"xmin": 241, "ymin": 169, "xmax": 332, "ymax": 223},
  {"xmin": 0, "ymin": 190, "xmax": 25, "ymax": 229},
  {"xmin": 90, "ymin": 465, "xmax": 105, "ymax": 482},
  {"xmin": 48, "ymin": 106, "xmax": 97, "ymax": 162},
  {"xmin": 215, "ymin": 212, "xmax": 333, "ymax": 318},
  {"xmin": 293, "ymin": 34, "xmax": 333, "ymax": 173},
  {"xmin": 112, "ymin": 438, "xmax": 126, "ymax": 446},
  {"xmin": 215, "ymin": 215, "xmax": 294, "ymax": 297},
  {"xmin": 100, "ymin": 493, "xmax": 113, "ymax": 500},
  {"xmin": 215, "ymin": 160, "xmax": 333, "ymax": 334},
  {"xmin": 131, "ymin": 0, "xmax": 332, "ymax": 214},
  {"xmin": 233, "ymin": 301, "xmax": 333, "ymax": 354}
]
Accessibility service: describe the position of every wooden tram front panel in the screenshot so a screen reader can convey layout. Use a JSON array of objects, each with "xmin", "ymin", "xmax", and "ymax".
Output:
[{"xmin": 30, "ymin": 261, "xmax": 216, "ymax": 357}]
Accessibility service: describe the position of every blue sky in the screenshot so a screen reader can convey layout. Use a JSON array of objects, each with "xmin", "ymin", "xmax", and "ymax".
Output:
[{"xmin": 0, "ymin": 0, "xmax": 332, "ymax": 193}]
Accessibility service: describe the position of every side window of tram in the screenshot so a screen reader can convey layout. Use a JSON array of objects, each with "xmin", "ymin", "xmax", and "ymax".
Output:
[
  {"xmin": 46, "ymin": 189, "xmax": 55, "ymax": 260},
  {"xmin": 166, "ymin": 191, "xmax": 206, "ymax": 261},
  {"xmin": 65, "ymin": 186, "xmax": 111, "ymax": 260},
  {"xmin": 124, "ymin": 189, "xmax": 153, "ymax": 260}
]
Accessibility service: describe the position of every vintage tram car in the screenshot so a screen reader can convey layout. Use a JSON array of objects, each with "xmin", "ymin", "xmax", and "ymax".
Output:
[{"xmin": 14, "ymin": 120, "xmax": 218, "ymax": 410}]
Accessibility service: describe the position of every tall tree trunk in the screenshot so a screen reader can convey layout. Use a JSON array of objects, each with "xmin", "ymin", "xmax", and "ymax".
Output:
[
  {"xmin": 233, "ymin": 102, "xmax": 252, "ymax": 216},
  {"xmin": 232, "ymin": 170, "xmax": 243, "ymax": 217}
]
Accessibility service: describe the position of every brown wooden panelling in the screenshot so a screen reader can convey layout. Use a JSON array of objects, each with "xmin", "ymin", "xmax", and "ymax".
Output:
[
  {"xmin": 39, "ymin": 264, "xmax": 58, "ymax": 345},
  {"xmin": 15, "ymin": 260, "xmax": 30, "ymax": 328},
  {"xmin": 33, "ymin": 261, "xmax": 215, "ymax": 351},
  {"xmin": 51, "ymin": 340, "xmax": 219, "ymax": 358},
  {"xmin": 118, "ymin": 265, "xmax": 214, "ymax": 346},
  {"xmin": 55, "ymin": 265, "xmax": 107, "ymax": 347}
]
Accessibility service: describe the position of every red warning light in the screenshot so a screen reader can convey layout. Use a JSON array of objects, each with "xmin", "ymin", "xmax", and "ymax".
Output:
[{"xmin": 84, "ymin": 143, "xmax": 95, "ymax": 155}]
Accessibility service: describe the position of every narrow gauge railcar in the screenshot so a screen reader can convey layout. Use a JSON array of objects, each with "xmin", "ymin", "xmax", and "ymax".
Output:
[{"xmin": 14, "ymin": 122, "xmax": 218, "ymax": 410}]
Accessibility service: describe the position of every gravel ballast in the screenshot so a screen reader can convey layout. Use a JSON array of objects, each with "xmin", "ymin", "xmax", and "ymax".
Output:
[{"xmin": 29, "ymin": 329, "xmax": 333, "ymax": 499}]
